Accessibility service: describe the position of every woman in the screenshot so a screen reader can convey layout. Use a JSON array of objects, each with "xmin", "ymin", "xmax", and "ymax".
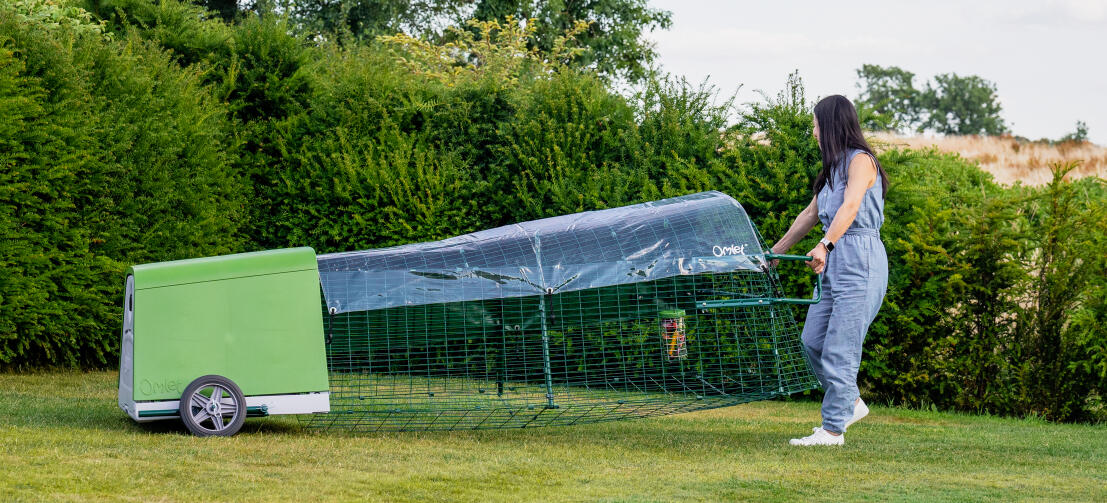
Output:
[{"xmin": 772, "ymin": 95, "xmax": 889, "ymax": 446}]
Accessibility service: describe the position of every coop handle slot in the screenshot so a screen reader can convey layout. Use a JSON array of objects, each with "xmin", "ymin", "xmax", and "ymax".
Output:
[{"xmin": 695, "ymin": 253, "xmax": 822, "ymax": 308}]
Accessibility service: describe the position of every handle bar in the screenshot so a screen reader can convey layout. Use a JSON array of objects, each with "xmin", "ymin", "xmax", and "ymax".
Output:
[{"xmin": 696, "ymin": 253, "xmax": 822, "ymax": 309}]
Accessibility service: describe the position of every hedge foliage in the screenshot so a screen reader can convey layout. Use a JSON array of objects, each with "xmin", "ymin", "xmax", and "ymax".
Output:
[
  {"xmin": 0, "ymin": 5, "xmax": 242, "ymax": 368},
  {"xmin": 2, "ymin": 0, "xmax": 1105, "ymax": 421}
]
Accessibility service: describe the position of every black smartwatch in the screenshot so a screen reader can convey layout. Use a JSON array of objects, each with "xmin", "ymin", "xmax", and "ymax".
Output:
[{"xmin": 819, "ymin": 237, "xmax": 835, "ymax": 252}]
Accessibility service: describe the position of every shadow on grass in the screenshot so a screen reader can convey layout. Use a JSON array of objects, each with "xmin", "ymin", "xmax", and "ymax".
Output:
[
  {"xmin": 126, "ymin": 416, "xmax": 308, "ymax": 436},
  {"xmin": 8, "ymin": 399, "xmax": 778, "ymax": 451},
  {"xmin": 5, "ymin": 385, "xmax": 798, "ymax": 450},
  {"xmin": 0, "ymin": 373, "xmax": 795, "ymax": 448},
  {"xmin": 0, "ymin": 391, "xmax": 313, "ymax": 436},
  {"xmin": 1, "ymin": 372, "xmax": 804, "ymax": 446},
  {"xmin": 299, "ymin": 414, "xmax": 781, "ymax": 454}
]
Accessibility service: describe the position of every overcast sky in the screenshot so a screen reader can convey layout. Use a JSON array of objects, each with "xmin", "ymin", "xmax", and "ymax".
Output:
[{"xmin": 646, "ymin": 0, "xmax": 1107, "ymax": 145}]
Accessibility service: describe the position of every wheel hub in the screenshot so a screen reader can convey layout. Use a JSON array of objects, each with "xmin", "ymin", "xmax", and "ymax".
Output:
[{"xmin": 182, "ymin": 376, "xmax": 244, "ymax": 436}]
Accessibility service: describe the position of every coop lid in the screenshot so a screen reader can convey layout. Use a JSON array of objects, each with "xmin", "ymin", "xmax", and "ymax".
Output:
[
  {"xmin": 317, "ymin": 191, "xmax": 767, "ymax": 313},
  {"xmin": 130, "ymin": 247, "xmax": 318, "ymax": 290}
]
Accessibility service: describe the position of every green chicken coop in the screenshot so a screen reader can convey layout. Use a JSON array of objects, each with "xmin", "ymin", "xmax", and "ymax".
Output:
[{"xmin": 118, "ymin": 191, "xmax": 821, "ymax": 436}]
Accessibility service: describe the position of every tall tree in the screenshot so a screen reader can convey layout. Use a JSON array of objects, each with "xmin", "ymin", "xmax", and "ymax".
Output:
[
  {"xmin": 855, "ymin": 64, "xmax": 1007, "ymax": 136},
  {"xmin": 920, "ymin": 73, "xmax": 1007, "ymax": 135},
  {"xmin": 281, "ymin": 0, "xmax": 475, "ymax": 42},
  {"xmin": 187, "ymin": 1, "xmax": 669, "ymax": 82},
  {"xmin": 470, "ymin": 0, "xmax": 671, "ymax": 82},
  {"xmin": 854, "ymin": 64, "xmax": 920, "ymax": 131},
  {"xmin": 1060, "ymin": 120, "xmax": 1089, "ymax": 142},
  {"xmin": 191, "ymin": 0, "xmax": 244, "ymax": 21}
]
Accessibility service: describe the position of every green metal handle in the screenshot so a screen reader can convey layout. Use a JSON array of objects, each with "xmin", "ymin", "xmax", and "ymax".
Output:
[
  {"xmin": 766, "ymin": 254, "xmax": 822, "ymax": 305},
  {"xmin": 696, "ymin": 253, "xmax": 822, "ymax": 309},
  {"xmin": 764, "ymin": 253, "xmax": 813, "ymax": 262}
]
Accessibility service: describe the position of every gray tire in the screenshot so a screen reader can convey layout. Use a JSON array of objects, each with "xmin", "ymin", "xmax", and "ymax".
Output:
[{"xmin": 180, "ymin": 375, "xmax": 246, "ymax": 437}]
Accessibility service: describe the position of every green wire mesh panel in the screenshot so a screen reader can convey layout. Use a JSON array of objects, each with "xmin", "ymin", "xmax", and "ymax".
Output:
[{"xmin": 305, "ymin": 191, "xmax": 819, "ymax": 431}]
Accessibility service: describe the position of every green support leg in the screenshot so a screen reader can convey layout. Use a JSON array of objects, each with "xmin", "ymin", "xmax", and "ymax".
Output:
[{"xmin": 539, "ymin": 292, "xmax": 555, "ymax": 408}]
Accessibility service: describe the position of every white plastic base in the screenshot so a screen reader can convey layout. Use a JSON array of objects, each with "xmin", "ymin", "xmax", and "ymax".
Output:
[{"xmin": 122, "ymin": 392, "xmax": 331, "ymax": 423}]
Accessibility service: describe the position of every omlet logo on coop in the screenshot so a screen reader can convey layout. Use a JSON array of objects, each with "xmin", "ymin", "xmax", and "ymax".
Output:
[{"xmin": 712, "ymin": 244, "xmax": 746, "ymax": 257}]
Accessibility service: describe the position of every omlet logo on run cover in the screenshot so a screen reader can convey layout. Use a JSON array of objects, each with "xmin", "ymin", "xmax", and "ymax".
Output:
[{"xmin": 712, "ymin": 244, "xmax": 746, "ymax": 257}]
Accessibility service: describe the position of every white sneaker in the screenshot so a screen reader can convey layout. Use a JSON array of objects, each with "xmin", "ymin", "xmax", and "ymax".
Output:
[
  {"xmin": 789, "ymin": 427, "xmax": 844, "ymax": 446},
  {"xmin": 845, "ymin": 397, "xmax": 869, "ymax": 430}
]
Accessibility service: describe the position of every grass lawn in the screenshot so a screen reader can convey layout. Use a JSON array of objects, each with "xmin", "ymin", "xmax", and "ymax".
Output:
[{"xmin": 1, "ymin": 372, "xmax": 1104, "ymax": 502}]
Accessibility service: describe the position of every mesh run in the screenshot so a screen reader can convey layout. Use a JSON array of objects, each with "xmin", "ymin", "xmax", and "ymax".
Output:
[
  {"xmin": 302, "ymin": 192, "xmax": 819, "ymax": 431},
  {"xmin": 303, "ymin": 270, "xmax": 818, "ymax": 431}
]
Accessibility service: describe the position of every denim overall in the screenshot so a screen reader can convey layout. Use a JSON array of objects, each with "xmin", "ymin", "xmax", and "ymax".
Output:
[{"xmin": 802, "ymin": 148, "xmax": 889, "ymax": 434}]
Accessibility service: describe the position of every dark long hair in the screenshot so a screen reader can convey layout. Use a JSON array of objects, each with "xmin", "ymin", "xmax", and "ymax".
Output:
[{"xmin": 812, "ymin": 95, "xmax": 889, "ymax": 197}]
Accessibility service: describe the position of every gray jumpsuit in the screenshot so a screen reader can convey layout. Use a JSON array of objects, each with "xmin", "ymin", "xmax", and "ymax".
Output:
[{"xmin": 801, "ymin": 148, "xmax": 888, "ymax": 434}]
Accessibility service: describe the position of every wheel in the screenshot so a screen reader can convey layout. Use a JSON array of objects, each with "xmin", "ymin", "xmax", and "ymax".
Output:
[{"xmin": 180, "ymin": 375, "xmax": 246, "ymax": 437}]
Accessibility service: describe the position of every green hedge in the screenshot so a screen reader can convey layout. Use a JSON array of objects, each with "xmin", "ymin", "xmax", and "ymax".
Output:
[{"xmin": 0, "ymin": 6, "xmax": 243, "ymax": 368}]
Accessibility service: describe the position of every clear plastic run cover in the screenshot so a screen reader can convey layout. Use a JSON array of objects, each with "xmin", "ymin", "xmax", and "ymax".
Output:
[{"xmin": 317, "ymin": 191, "xmax": 767, "ymax": 313}]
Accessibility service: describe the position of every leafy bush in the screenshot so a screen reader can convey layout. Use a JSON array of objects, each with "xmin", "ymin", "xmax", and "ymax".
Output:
[
  {"xmin": 9, "ymin": 0, "xmax": 107, "ymax": 36},
  {"xmin": 866, "ymin": 149, "xmax": 1024, "ymax": 411},
  {"xmin": 489, "ymin": 70, "xmax": 652, "ymax": 220},
  {"xmin": 721, "ymin": 72, "xmax": 821, "ymax": 297},
  {"xmin": 1014, "ymin": 166, "xmax": 1107, "ymax": 420},
  {"xmin": 865, "ymin": 156, "xmax": 1106, "ymax": 420},
  {"xmin": 0, "ymin": 4, "xmax": 242, "ymax": 368},
  {"xmin": 246, "ymin": 15, "xmax": 735, "ymax": 249}
]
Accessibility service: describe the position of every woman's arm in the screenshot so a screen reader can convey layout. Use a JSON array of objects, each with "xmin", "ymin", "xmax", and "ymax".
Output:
[
  {"xmin": 805, "ymin": 153, "xmax": 877, "ymax": 273},
  {"xmin": 771, "ymin": 196, "xmax": 820, "ymax": 255}
]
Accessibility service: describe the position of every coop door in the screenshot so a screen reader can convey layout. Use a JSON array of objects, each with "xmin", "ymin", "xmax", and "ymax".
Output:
[{"xmin": 118, "ymin": 275, "xmax": 135, "ymax": 409}]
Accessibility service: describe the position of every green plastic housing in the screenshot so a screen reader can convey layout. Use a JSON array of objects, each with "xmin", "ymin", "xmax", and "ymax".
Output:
[{"xmin": 128, "ymin": 247, "xmax": 328, "ymax": 401}]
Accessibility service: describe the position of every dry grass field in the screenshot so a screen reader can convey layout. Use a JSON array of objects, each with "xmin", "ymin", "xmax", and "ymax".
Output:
[{"xmin": 870, "ymin": 132, "xmax": 1107, "ymax": 186}]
